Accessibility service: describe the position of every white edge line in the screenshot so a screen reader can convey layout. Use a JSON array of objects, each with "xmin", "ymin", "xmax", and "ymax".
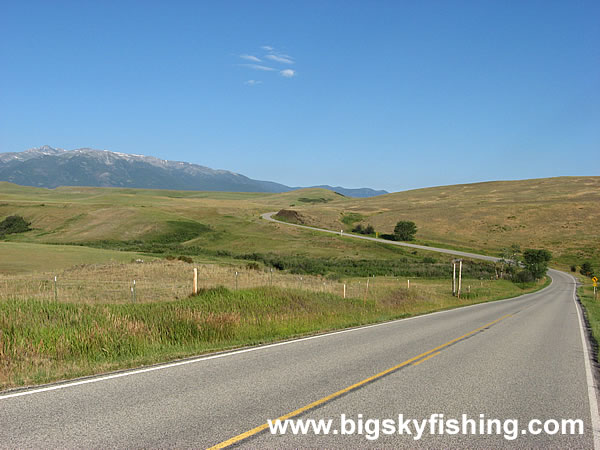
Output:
[
  {"xmin": 570, "ymin": 273, "xmax": 600, "ymax": 449},
  {"xmin": 0, "ymin": 280, "xmax": 551, "ymax": 401}
]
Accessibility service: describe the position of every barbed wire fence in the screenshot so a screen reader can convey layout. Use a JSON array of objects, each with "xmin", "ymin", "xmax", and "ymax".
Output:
[{"xmin": 0, "ymin": 261, "xmax": 433, "ymax": 304}]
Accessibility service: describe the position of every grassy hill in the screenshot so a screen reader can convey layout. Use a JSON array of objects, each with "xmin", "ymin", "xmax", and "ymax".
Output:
[
  {"xmin": 279, "ymin": 176, "xmax": 600, "ymax": 269},
  {"xmin": 1, "ymin": 176, "xmax": 598, "ymax": 271}
]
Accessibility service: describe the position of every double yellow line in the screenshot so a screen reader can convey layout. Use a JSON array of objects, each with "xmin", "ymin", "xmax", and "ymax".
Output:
[{"xmin": 208, "ymin": 313, "xmax": 512, "ymax": 449}]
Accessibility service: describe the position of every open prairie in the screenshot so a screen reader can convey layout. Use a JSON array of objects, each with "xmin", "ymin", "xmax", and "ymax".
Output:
[
  {"xmin": 285, "ymin": 176, "xmax": 600, "ymax": 268},
  {"xmin": 1, "ymin": 176, "xmax": 598, "ymax": 270}
]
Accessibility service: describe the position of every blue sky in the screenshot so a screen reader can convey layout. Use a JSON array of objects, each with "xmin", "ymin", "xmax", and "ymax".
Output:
[{"xmin": 1, "ymin": 1, "xmax": 598, "ymax": 192}]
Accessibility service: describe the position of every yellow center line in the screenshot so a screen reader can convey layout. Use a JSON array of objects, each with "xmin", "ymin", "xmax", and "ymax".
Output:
[
  {"xmin": 412, "ymin": 351, "xmax": 441, "ymax": 366},
  {"xmin": 207, "ymin": 313, "xmax": 512, "ymax": 449}
]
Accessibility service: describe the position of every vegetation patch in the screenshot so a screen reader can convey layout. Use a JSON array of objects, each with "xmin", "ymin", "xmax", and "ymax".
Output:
[
  {"xmin": 145, "ymin": 220, "xmax": 212, "ymax": 244},
  {"xmin": 298, "ymin": 197, "xmax": 330, "ymax": 204},
  {"xmin": 0, "ymin": 215, "xmax": 31, "ymax": 238},
  {"xmin": 341, "ymin": 212, "xmax": 364, "ymax": 226},
  {"xmin": 0, "ymin": 277, "xmax": 547, "ymax": 390}
]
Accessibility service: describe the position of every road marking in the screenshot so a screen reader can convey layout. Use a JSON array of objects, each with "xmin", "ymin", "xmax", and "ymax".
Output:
[
  {"xmin": 570, "ymin": 273, "xmax": 600, "ymax": 450},
  {"xmin": 412, "ymin": 351, "xmax": 441, "ymax": 366},
  {"xmin": 207, "ymin": 313, "xmax": 512, "ymax": 449}
]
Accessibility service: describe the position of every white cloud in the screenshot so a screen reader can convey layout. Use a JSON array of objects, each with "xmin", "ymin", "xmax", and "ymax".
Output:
[
  {"xmin": 280, "ymin": 69, "xmax": 296, "ymax": 78},
  {"xmin": 244, "ymin": 80, "xmax": 262, "ymax": 86},
  {"xmin": 240, "ymin": 54, "xmax": 261, "ymax": 62},
  {"xmin": 265, "ymin": 54, "xmax": 294, "ymax": 64},
  {"xmin": 261, "ymin": 45, "xmax": 274, "ymax": 51},
  {"xmin": 241, "ymin": 64, "xmax": 276, "ymax": 71}
]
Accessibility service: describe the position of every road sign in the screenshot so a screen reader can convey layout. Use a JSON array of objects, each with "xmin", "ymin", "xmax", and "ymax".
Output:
[{"xmin": 593, "ymin": 277, "xmax": 598, "ymax": 282}]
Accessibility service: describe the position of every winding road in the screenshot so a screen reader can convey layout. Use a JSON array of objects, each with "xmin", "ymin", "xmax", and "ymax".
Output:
[{"xmin": 1, "ymin": 213, "xmax": 598, "ymax": 448}]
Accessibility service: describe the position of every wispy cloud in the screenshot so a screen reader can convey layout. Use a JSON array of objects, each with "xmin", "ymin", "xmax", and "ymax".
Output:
[
  {"xmin": 241, "ymin": 64, "xmax": 276, "ymax": 71},
  {"xmin": 265, "ymin": 54, "xmax": 294, "ymax": 64},
  {"xmin": 240, "ymin": 54, "xmax": 261, "ymax": 62},
  {"xmin": 280, "ymin": 69, "xmax": 296, "ymax": 78},
  {"xmin": 237, "ymin": 46, "xmax": 298, "ymax": 83}
]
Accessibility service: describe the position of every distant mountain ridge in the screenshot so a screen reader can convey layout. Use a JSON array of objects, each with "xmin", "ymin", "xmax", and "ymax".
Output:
[{"xmin": 0, "ymin": 146, "xmax": 388, "ymax": 197}]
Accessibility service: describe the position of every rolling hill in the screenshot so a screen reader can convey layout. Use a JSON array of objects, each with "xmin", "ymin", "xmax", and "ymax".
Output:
[{"xmin": 0, "ymin": 176, "xmax": 597, "ymax": 270}]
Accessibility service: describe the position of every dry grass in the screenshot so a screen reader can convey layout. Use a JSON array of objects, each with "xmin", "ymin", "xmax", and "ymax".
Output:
[{"xmin": 0, "ymin": 259, "xmax": 539, "ymax": 305}]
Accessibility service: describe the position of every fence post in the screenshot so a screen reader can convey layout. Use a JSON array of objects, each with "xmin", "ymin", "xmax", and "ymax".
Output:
[
  {"xmin": 343, "ymin": 283, "xmax": 346, "ymax": 299},
  {"xmin": 235, "ymin": 271, "xmax": 238, "ymax": 290},
  {"xmin": 407, "ymin": 279, "xmax": 410, "ymax": 289},
  {"xmin": 193, "ymin": 268, "xmax": 198, "ymax": 295},
  {"xmin": 53, "ymin": 275, "xmax": 58, "ymax": 301}
]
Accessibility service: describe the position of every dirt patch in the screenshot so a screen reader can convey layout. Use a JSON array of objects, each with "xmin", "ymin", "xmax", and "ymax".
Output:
[{"xmin": 274, "ymin": 209, "xmax": 306, "ymax": 225}]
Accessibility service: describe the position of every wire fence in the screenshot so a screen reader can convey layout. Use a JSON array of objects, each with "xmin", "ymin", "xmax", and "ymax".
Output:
[{"xmin": 0, "ymin": 260, "xmax": 432, "ymax": 304}]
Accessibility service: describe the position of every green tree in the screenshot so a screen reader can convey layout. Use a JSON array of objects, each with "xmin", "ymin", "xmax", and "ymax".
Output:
[
  {"xmin": 580, "ymin": 262, "xmax": 595, "ymax": 277},
  {"xmin": 522, "ymin": 249, "xmax": 552, "ymax": 280},
  {"xmin": 394, "ymin": 221, "xmax": 417, "ymax": 241}
]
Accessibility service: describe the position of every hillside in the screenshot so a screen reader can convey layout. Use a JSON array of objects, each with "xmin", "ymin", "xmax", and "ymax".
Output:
[
  {"xmin": 0, "ymin": 146, "xmax": 387, "ymax": 197},
  {"xmin": 282, "ymin": 176, "xmax": 600, "ymax": 268},
  {"xmin": 0, "ymin": 176, "xmax": 598, "ymax": 270}
]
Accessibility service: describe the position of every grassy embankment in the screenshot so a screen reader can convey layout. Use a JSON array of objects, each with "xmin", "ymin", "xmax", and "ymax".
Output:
[
  {"xmin": 0, "ymin": 274, "xmax": 546, "ymax": 390},
  {"xmin": 578, "ymin": 279, "xmax": 600, "ymax": 360}
]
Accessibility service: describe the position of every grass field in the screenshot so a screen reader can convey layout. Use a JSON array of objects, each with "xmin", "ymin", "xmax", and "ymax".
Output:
[
  {"xmin": 0, "ymin": 275, "xmax": 546, "ymax": 390},
  {"xmin": 284, "ymin": 176, "xmax": 600, "ymax": 269},
  {"xmin": 0, "ymin": 241, "xmax": 155, "ymax": 274},
  {"xmin": 1, "ymin": 177, "xmax": 597, "ymax": 270}
]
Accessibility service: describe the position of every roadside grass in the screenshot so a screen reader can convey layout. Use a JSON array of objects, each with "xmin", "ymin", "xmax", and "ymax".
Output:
[
  {"xmin": 0, "ymin": 276, "xmax": 547, "ymax": 390},
  {"xmin": 0, "ymin": 259, "xmax": 512, "ymax": 304},
  {"xmin": 578, "ymin": 281, "xmax": 600, "ymax": 361}
]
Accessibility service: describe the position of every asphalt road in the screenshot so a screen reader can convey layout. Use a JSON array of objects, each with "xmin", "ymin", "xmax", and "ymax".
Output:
[{"xmin": 1, "ymin": 216, "xmax": 598, "ymax": 448}]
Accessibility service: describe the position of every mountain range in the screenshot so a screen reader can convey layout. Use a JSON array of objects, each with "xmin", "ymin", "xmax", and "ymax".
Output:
[{"xmin": 0, "ymin": 146, "xmax": 388, "ymax": 197}]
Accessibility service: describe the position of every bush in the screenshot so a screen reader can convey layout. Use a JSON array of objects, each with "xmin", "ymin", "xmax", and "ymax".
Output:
[
  {"xmin": 581, "ymin": 262, "xmax": 595, "ymax": 277},
  {"xmin": 515, "ymin": 270, "xmax": 535, "ymax": 283},
  {"xmin": 352, "ymin": 224, "xmax": 375, "ymax": 235},
  {"xmin": 571, "ymin": 265, "xmax": 577, "ymax": 272},
  {"xmin": 177, "ymin": 255, "xmax": 193, "ymax": 264},
  {"xmin": 0, "ymin": 215, "xmax": 31, "ymax": 237},
  {"xmin": 394, "ymin": 221, "xmax": 417, "ymax": 241}
]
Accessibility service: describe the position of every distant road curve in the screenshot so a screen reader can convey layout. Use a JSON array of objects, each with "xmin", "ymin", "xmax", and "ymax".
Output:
[{"xmin": 261, "ymin": 212, "xmax": 500, "ymax": 262}]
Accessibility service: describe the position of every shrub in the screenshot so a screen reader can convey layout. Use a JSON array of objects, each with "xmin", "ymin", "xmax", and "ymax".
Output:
[
  {"xmin": 0, "ymin": 215, "xmax": 31, "ymax": 237},
  {"xmin": 515, "ymin": 270, "xmax": 534, "ymax": 283},
  {"xmin": 394, "ymin": 221, "xmax": 417, "ymax": 241},
  {"xmin": 581, "ymin": 262, "xmax": 595, "ymax": 277},
  {"xmin": 571, "ymin": 265, "xmax": 577, "ymax": 272},
  {"xmin": 177, "ymin": 255, "xmax": 193, "ymax": 264}
]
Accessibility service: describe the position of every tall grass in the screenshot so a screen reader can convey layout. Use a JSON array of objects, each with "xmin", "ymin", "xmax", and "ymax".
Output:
[{"xmin": 0, "ymin": 277, "xmax": 547, "ymax": 390}]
